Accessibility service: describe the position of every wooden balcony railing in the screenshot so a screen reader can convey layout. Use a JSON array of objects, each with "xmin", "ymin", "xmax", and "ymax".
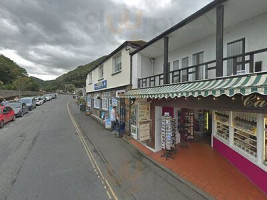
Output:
[{"xmin": 138, "ymin": 48, "xmax": 267, "ymax": 88}]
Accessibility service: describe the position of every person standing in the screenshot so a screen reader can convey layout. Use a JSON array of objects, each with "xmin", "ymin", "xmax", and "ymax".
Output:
[{"xmin": 110, "ymin": 106, "xmax": 116, "ymax": 132}]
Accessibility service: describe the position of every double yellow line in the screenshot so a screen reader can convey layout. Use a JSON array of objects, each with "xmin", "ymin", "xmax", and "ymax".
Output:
[{"xmin": 67, "ymin": 102, "xmax": 118, "ymax": 200}]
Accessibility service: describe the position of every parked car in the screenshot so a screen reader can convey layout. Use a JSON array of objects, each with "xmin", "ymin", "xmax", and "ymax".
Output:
[
  {"xmin": 19, "ymin": 97, "xmax": 36, "ymax": 111},
  {"xmin": 0, "ymin": 106, "xmax": 15, "ymax": 128},
  {"xmin": 40, "ymin": 96, "xmax": 47, "ymax": 103},
  {"xmin": 44, "ymin": 94, "xmax": 52, "ymax": 101},
  {"xmin": 35, "ymin": 97, "xmax": 44, "ymax": 106},
  {"xmin": 7, "ymin": 102, "xmax": 29, "ymax": 117}
]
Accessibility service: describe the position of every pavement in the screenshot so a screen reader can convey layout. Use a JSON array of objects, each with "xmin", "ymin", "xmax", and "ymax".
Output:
[
  {"xmin": 0, "ymin": 95, "xmax": 207, "ymax": 200},
  {"xmin": 70, "ymin": 99, "xmax": 210, "ymax": 200}
]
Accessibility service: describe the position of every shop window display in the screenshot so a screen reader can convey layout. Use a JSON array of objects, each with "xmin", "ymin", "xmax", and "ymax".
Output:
[
  {"xmin": 215, "ymin": 111, "xmax": 230, "ymax": 141},
  {"xmin": 233, "ymin": 112, "xmax": 257, "ymax": 158}
]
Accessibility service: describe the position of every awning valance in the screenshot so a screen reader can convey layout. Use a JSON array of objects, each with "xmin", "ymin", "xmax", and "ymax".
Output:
[{"xmin": 123, "ymin": 73, "xmax": 267, "ymax": 99}]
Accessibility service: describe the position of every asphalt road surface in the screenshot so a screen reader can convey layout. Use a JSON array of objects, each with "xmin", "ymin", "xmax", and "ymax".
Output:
[{"xmin": 0, "ymin": 95, "xmax": 207, "ymax": 200}]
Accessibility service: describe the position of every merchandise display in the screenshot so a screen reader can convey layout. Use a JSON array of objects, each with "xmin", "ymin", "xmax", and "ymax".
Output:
[
  {"xmin": 184, "ymin": 111, "xmax": 194, "ymax": 140},
  {"xmin": 215, "ymin": 111, "xmax": 230, "ymax": 141},
  {"xmin": 161, "ymin": 113, "xmax": 177, "ymax": 159},
  {"xmin": 233, "ymin": 112, "xmax": 257, "ymax": 158}
]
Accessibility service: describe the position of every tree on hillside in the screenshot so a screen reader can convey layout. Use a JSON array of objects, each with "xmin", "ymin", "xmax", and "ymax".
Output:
[
  {"xmin": 14, "ymin": 77, "xmax": 39, "ymax": 98},
  {"xmin": 64, "ymin": 84, "xmax": 75, "ymax": 93},
  {"xmin": 0, "ymin": 55, "xmax": 27, "ymax": 85}
]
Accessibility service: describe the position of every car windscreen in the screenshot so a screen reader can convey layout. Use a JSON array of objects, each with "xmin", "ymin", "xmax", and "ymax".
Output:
[
  {"xmin": 7, "ymin": 103, "xmax": 21, "ymax": 108},
  {"xmin": 20, "ymin": 99, "xmax": 32, "ymax": 104}
]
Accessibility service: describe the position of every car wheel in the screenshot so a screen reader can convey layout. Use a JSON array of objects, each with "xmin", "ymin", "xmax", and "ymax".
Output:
[
  {"xmin": 0, "ymin": 120, "xmax": 4, "ymax": 128},
  {"xmin": 12, "ymin": 116, "xmax": 16, "ymax": 121},
  {"xmin": 20, "ymin": 112, "xmax": 24, "ymax": 117}
]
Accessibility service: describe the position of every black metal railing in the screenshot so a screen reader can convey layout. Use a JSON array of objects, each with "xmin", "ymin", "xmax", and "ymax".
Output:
[{"xmin": 138, "ymin": 48, "xmax": 267, "ymax": 88}]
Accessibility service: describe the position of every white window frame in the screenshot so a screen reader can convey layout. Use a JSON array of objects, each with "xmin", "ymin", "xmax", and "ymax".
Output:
[
  {"xmin": 88, "ymin": 72, "xmax": 92, "ymax": 84},
  {"xmin": 98, "ymin": 65, "xmax": 104, "ymax": 80},
  {"xmin": 94, "ymin": 98, "xmax": 101, "ymax": 109},
  {"xmin": 101, "ymin": 98, "xmax": 108, "ymax": 110},
  {"xmin": 113, "ymin": 53, "xmax": 122, "ymax": 73},
  {"xmin": 87, "ymin": 97, "xmax": 91, "ymax": 107}
]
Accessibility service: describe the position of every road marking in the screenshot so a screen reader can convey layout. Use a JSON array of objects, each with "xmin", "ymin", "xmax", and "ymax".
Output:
[{"xmin": 67, "ymin": 102, "xmax": 118, "ymax": 200}]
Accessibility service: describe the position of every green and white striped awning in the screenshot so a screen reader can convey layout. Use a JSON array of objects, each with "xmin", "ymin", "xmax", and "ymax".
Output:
[{"xmin": 123, "ymin": 73, "xmax": 267, "ymax": 99}]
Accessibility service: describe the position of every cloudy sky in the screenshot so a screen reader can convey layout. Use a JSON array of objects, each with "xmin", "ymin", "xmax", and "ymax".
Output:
[{"xmin": 0, "ymin": 0, "xmax": 212, "ymax": 80}]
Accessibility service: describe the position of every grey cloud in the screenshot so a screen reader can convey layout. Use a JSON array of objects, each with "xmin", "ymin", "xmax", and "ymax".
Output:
[{"xmin": 0, "ymin": 0, "xmax": 212, "ymax": 80}]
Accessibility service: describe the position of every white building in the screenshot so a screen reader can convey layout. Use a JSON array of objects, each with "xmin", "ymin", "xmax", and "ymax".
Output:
[
  {"xmin": 123, "ymin": 0, "xmax": 267, "ymax": 193},
  {"xmin": 85, "ymin": 41, "xmax": 145, "ymax": 132}
]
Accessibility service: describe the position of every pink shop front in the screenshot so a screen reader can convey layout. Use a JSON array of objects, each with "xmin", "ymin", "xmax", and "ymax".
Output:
[{"xmin": 128, "ymin": 93, "xmax": 267, "ymax": 193}]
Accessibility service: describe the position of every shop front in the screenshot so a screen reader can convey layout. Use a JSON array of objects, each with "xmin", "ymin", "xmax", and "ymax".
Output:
[
  {"xmin": 124, "ymin": 73, "xmax": 267, "ymax": 193},
  {"xmin": 86, "ymin": 87, "xmax": 129, "ymax": 133}
]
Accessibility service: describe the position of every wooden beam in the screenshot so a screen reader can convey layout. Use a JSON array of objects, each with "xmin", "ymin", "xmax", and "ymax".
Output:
[
  {"xmin": 164, "ymin": 36, "xmax": 169, "ymax": 84},
  {"xmin": 216, "ymin": 5, "xmax": 224, "ymax": 77}
]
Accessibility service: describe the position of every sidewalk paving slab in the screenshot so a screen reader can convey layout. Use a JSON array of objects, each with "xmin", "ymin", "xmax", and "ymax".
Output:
[{"xmin": 126, "ymin": 138, "xmax": 267, "ymax": 200}]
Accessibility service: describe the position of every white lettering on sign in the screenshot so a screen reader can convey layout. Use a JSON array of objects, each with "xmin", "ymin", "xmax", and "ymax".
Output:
[{"xmin": 242, "ymin": 95, "xmax": 267, "ymax": 108}]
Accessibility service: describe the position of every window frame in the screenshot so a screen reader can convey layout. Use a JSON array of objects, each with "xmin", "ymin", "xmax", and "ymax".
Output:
[
  {"xmin": 98, "ymin": 65, "xmax": 104, "ymax": 80},
  {"xmin": 88, "ymin": 72, "xmax": 92, "ymax": 84},
  {"xmin": 113, "ymin": 53, "xmax": 122, "ymax": 74}
]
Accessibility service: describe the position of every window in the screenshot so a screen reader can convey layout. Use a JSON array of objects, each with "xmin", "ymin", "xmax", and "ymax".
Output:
[
  {"xmin": 102, "ymin": 98, "xmax": 108, "ymax": 110},
  {"xmin": 94, "ymin": 99, "xmax": 101, "ymax": 109},
  {"xmin": 192, "ymin": 52, "xmax": 204, "ymax": 80},
  {"xmin": 233, "ymin": 112, "xmax": 257, "ymax": 158},
  {"xmin": 88, "ymin": 72, "xmax": 92, "ymax": 84},
  {"xmin": 173, "ymin": 60, "xmax": 179, "ymax": 71},
  {"xmin": 173, "ymin": 60, "xmax": 179, "ymax": 83},
  {"xmin": 113, "ymin": 53, "xmax": 121, "ymax": 73},
  {"xmin": 181, "ymin": 57, "xmax": 189, "ymax": 82},
  {"xmin": 227, "ymin": 39, "xmax": 245, "ymax": 76},
  {"xmin": 98, "ymin": 65, "xmax": 104, "ymax": 80},
  {"xmin": 87, "ymin": 97, "xmax": 91, "ymax": 107}
]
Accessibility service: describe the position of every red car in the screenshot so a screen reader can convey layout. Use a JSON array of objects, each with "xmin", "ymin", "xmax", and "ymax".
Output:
[{"xmin": 0, "ymin": 106, "xmax": 15, "ymax": 128}]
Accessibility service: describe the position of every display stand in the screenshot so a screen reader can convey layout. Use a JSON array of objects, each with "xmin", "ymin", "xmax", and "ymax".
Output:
[
  {"xmin": 161, "ymin": 114, "xmax": 177, "ymax": 160},
  {"xmin": 184, "ymin": 110, "xmax": 194, "ymax": 140}
]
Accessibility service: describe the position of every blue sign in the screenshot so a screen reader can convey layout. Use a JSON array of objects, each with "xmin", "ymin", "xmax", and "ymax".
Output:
[{"xmin": 94, "ymin": 80, "xmax": 107, "ymax": 90}]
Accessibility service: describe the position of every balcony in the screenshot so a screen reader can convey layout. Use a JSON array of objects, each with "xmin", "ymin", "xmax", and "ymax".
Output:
[{"xmin": 138, "ymin": 48, "xmax": 267, "ymax": 88}]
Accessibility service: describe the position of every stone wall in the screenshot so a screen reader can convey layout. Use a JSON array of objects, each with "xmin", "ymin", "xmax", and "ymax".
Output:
[{"xmin": 0, "ymin": 90, "xmax": 40, "ymax": 99}]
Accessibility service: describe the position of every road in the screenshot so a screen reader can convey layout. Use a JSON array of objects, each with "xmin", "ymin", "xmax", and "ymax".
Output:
[{"xmin": 0, "ymin": 95, "xmax": 207, "ymax": 200}]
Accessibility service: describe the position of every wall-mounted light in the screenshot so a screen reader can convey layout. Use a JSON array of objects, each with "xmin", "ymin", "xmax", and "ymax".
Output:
[
  {"xmin": 213, "ymin": 97, "xmax": 216, "ymax": 101},
  {"xmin": 232, "ymin": 97, "xmax": 235, "ymax": 101},
  {"xmin": 257, "ymin": 96, "xmax": 260, "ymax": 101},
  {"xmin": 198, "ymin": 97, "xmax": 201, "ymax": 101},
  {"xmin": 131, "ymin": 98, "xmax": 136, "ymax": 105}
]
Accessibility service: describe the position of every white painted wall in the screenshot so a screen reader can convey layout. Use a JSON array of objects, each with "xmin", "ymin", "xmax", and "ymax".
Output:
[
  {"xmin": 132, "ymin": 12, "xmax": 267, "ymax": 86},
  {"xmin": 86, "ymin": 47, "xmax": 132, "ymax": 93},
  {"xmin": 223, "ymin": 12, "xmax": 267, "ymax": 75}
]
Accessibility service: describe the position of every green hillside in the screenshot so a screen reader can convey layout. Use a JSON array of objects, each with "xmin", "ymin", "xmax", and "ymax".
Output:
[
  {"xmin": 30, "ymin": 76, "xmax": 46, "ymax": 89},
  {"xmin": 0, "ymin": 54, "xmax": 39, "ymax": 91},
  {"xmin": 44, "ymin": 56, "xmax": 107, "ymax": 91}
]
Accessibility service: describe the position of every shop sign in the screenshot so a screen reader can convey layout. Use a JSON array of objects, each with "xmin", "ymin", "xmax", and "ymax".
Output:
[
  {"xmin": 131, "ymin": 125, "xmax": 138, "ymax": 140},
  {"xmin": 138, "ymin": 103, "xmax": 150, "ymax": 122},
  {"xmin": 139, "ymin": 123, "xmax": 150, "ymax": 141},
  {"xmin": 116, "ymin": 90, "xmax": 126, "ymax": 97},
  {"xmin": 94, "ymin": 80, "xmax": 107, "ymax": 90},
  {"xmin": 242, "ymin": 95, "xmax": 267, "ymax": 108}
]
